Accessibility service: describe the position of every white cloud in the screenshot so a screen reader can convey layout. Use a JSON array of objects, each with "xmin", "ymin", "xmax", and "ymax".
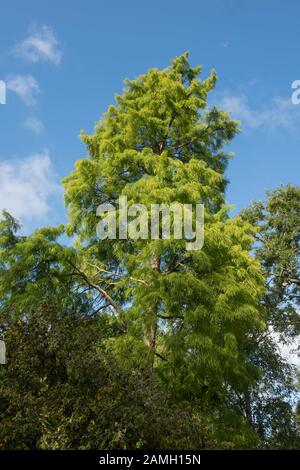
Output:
[
  {"xmin": 279, "ymin": 340, "xmax": 300, "ymax": 368},
  {"xmin": 0, "ymin": 150, "xmax": 61, "ymax": 223},
  {"xmin": 24, "ymin": 116, "xmax": 44, "ymax": 134},
  {"xmin": 6, "ymin": 75, "xmax": 40, "ymax": 106},
  {"xmin": 13, "ymin": 24, "xmax": 62, "ymax": 65},
  {"xmin": 217, "ymin": 93, "xmax": 299, "ymax": 131}
]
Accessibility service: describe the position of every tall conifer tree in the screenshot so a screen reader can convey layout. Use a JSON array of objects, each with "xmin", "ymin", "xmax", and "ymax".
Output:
[{"xmin": 63, "ymin": 53, "xmax": 264, "ymax": 397}]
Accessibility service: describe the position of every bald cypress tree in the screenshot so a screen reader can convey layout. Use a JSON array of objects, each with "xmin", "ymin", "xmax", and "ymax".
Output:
[{"xmin": 62, "ymin": 53, "xmax": 264, "ymax": 416}]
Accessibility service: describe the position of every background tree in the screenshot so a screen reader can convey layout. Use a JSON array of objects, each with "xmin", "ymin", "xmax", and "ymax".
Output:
[
  {"xmin": 240, "ymin": 185, "xmax": 300, "ymax": 448},
  {"xmin": 243, "ymin": 185, "xmax": 300, "ymax": 340}
]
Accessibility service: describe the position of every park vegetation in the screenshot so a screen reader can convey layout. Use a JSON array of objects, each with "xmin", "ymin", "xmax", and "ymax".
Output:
[{"xmin": 0, "ymin": 54, "xmax": 299, "ymax": 449}]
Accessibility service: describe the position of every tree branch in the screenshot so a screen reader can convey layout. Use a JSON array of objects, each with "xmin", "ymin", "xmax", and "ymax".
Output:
[
  {"xmin": 87, "ymin": 262, "xmax": 148, "ymax": 286},
  {"xmin": 155, "ymin": 352, "xmax": 167, "ymax": 362},
  {"xmin": 157, "ymin": 315, "xmax": 184, "ymax": 320},
  {"xmin": 69, "ymin": 261, "xmax": 122, "ymax": 316}
]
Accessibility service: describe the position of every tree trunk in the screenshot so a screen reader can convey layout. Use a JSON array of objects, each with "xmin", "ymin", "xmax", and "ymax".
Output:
[{"xmin": 144, "ymin": 254, "xmax": 160, "ymax": 372}]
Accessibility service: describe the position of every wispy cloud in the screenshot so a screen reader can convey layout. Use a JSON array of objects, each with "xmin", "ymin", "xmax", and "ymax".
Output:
[
  {"xmin": 24, "ymin": 116, "xmax": 44, "ymax": 134},
  {"xmin": 6, "ymin": 74, "xmax": 40, "ymax": 106},
  {"xmin": 0, "ymin": 150, "xmax": 60, "ymax": 223},
  {"xmin": 217, "ymin": 93, "xmax": 299, "ymax": 131},
  {"xmin": 13, "ymin": 24, "xmax": 62, "ymax": 65}
]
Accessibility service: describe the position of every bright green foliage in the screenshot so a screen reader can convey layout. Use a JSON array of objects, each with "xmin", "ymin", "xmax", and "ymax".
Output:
[
  {"xmin": 63, "ymin": 53, "xmax": 237, "ymax": 240},
  {"xmin": 0, "ymin": 211, "xmax": 93, "ymax": 331},
  {"xmin": 62, "ymin": 54, "xmax": 264, "ymax": 367}
]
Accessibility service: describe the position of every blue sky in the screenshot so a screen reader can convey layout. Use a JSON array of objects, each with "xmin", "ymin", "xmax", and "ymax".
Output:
[{"xmin": 0, "ymin": 0, "xmax": 300, "ymax": 232}]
